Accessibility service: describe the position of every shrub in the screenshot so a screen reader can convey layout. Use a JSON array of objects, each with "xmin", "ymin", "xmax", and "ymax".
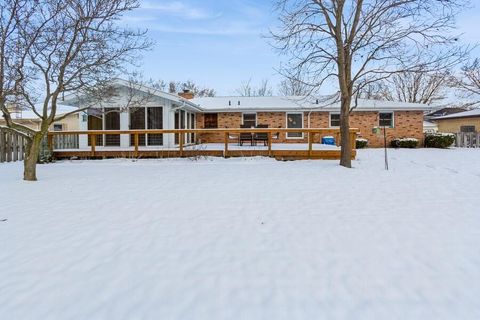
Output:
[
  {"xmin": 356, "ymin": 138, "xmax": 368, "ymax": 149},
  {"xmin": 391, "ymin": 137, "xmax": 418, "ymax": 148},
  {"xmin": 424, "ymin": 133, "xmax": 455, "ymax": 148}
]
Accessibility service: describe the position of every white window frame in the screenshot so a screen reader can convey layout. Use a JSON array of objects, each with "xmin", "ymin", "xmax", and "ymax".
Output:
[
  {"xmin": 53, "ymin": 123, "xmax": 64, "ymax": 131},
  {"xmin": 286, "ymin": 112, "xmax": 304, "ymax": 139},
  {"xmin": 379, "ymin": 111, "xmax": 394, "ymax": 128},
  {"xmin": 242, "ymin": 113, "xmax": 257, "ymax": 127},
  {"xmin": 329, "ymin": 112, "xmax": 340, "ymax": 128}
]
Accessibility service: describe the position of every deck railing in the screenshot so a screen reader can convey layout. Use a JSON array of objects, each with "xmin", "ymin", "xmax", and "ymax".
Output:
[{"xmin": 47, "ymin": 128, "xmax": 359, "ymax": 160}]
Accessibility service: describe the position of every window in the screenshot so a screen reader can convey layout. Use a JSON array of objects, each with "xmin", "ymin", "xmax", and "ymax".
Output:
[
  {"xmin": 204, "ymin": 113, "xmax": 218, "ymax": 128},
  {"xmin": 147, "ymin": 107, "xmax": 163, "ymax": 145},
  {"xmin": 460, "ymin": 125, "xmax": 476, "ymax": 133},
  {"xmin": 104, "ymin": 108, "xmax": 120, "ymax": 146},
  {"xmin": 330, "ymin": 113, "xmax": 340, "ymax": 127},
  {"xmin": 242, "ymin": 113, "xmax": 256, "ymax": 127},
  {"xmin": 129, "ymin": 107, "xmax": 146, "ymax": 146},
  {"xmin": 53, "ymin": 124, "xmax": 64, "ymax": 131},
  {"xmin": 286, "ymin": 113, "xmax": 303, "ymax": 138},
  {"xmin": 87, "ymin": 108, "xmax": 103, "ymax": 146},
  {"xmin": 379, "ymin": 112, "xmax": 394, "ymax": 127}
]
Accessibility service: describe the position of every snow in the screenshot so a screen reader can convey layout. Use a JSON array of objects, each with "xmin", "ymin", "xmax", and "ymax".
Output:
[
  {"xmin": 12, "ymin": 104, "xmax": 78, "ymax": 119},
  {"xmin": 1, "ymin": 149, "xmax": 480, "ymax": 319},
  {"xmin": 433, "ymin": 108, "xmax": 480, "ymax": 120},
  {"xmin": 192, "ymin": 96, "xmax": 429, "ymax": 112}
]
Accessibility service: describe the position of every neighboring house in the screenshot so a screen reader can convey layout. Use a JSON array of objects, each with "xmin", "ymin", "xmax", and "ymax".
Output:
[
  {"xmin": 432, "ymin": 109, "xmax": 480, "ymax": 133},
  {"xmin": 63, "ymin": 79, "xmax": 429, "ymax": 148},
  {"xmin": 424, "ymin": 107, "xmax": 468, "ymax": 121},
  {"xmin": 0, "ymin": 105, "xmax": 79, "ymax": 131},
  {"xmin": 423, "ymin": 121, "xmax": 438, "ymax": 133}
]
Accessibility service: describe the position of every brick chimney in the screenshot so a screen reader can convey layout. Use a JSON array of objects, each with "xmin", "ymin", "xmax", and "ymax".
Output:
[{"xmin": 178, "ymin": 89, "xmax": 194, "ymax": 100}]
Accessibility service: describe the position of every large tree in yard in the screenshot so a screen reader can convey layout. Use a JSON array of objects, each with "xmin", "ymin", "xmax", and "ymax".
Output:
[
  {"xmin": 272, "ymin": 0, "xmax": 468, "ymax": 167},
  {"xmin": 0, "ymin": 0, "xmax": 150, "ymax": 181}
]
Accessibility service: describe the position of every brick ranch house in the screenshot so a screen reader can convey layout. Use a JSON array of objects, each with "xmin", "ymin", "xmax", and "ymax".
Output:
[
  {"xmin": 190, "ymin": 96, "xmax": 427, "ymax": 147},
  {"xmin": 64, "ymin": 80, "xmax": 428, "ymax": 148}
]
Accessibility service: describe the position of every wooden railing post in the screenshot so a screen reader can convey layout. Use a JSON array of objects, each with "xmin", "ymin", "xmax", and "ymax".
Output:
[
  {"xmin": 268, "ymin": 131, "xmax": 272, "ymax": 157},
  {"xmin": 179, "ymin": 130, "xmax": 184, "ymax": 157},
  {"xmin": 90, "ymin": 134, "xmax": 96, "ymax": 157},
  {"xmin": 350, "ymin": 131, "xmax": 356, "ymax": 151},
  {"xmin": 134, "ymin": 133, "xmax": 139, "ymax": 157},
  {"xmin": 224, "ymin": 131, "xmax": 229, "ymax": 158},
  {"xmin": 308, "ymin": 132, "xmax": 313, "ymax": 158}
]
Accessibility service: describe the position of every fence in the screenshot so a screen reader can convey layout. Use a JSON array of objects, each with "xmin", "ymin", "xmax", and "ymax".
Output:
[
  {"xmin": 455, "ymin": 132, "xmax": 480, "ymax": 148},
  {"xmin": 0, "ymin": 128, "xmax": 26, "ymax": 163}
]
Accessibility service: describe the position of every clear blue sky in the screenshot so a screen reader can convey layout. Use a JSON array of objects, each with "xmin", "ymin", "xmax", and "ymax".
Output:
[{"xmin": 122, "ymin": 0, "xmax": 480, "ymax": 96}]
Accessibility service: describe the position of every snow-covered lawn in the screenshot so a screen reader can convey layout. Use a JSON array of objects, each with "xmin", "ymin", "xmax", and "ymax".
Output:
[{"xmin": 1, "ymin": 149, "xmax": 479, "ymax": 320}]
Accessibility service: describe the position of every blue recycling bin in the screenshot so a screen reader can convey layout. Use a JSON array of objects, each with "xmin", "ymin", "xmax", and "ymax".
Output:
[{"xmin": 322, "ymin": 136, "xmax": 336, "ymax": 145}]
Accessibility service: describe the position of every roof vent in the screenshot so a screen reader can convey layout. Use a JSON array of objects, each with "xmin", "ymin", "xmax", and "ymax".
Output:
[
  {"xmin": 316, "ymin": 99, "xmax": 319, "ymax": 104},
  {"xmin": 228, "ymin": 100, "xmax": 231, "ymax": 106},
  {"xmin": 238, "ymin": 100, "xmax": 240, "ymax": 106}
]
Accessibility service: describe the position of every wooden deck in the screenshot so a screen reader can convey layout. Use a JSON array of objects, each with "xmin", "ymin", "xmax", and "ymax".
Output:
[{"xmin": 48, "ymin": 128, "xmax": 358, "ymax": 160}]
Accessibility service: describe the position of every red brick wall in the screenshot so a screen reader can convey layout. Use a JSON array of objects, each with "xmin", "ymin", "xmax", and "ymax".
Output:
[
  {"xmin": 350, "ymin": 111, "xmax": 424, "ymax": 147},
  {"xmin": 194, "ymin": 110, "xmax": 424, "ymax": 147}
]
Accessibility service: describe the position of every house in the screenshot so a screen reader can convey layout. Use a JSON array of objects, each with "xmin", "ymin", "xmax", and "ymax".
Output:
[
  {"xmin": 0, "ymin": 105, "xmax": 79, "ymax": 131},
  {"xmin": 62, "ymin": 79, "xmax": 428, "ymax": 149},
  {"xmin": 191, "ymin": 96, "xmax": 427, "ymax": 147},
  {"xmin": 423, "ymin": 121, "xmax": 438, "ymax": 133},
  {"xmin": 432, "ymin": 109, "xmax": 480, "ymax": 133},
  {"xmin": 424, "ymin": 107, "xmax": 468, "ymax": 121}
]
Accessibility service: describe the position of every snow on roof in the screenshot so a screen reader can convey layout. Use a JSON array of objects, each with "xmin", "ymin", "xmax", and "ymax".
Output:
[
  {"xmin": 191, "ymin": 96, "xmax": 429, "ymax": 112},
  {"xmin": 12, "ymin": 104, "xmax": 78, "ymax": 120},
  {"xmin": 423, "ymin": 121, "xmax": 438, "ymax": 128},
  {"xmin": 62, "ymin": 78, "xmax": 201, "ymax": 111},
  {"xmin": 433, "ymin": 108, "xmax": 480, "ymax": 120}
]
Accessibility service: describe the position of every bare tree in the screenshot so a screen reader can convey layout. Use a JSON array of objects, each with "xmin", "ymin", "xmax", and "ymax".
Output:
[
  {"xmin": 236, "ymin": 79, "xmax": 273, "ymax": 96},
  {"xmin": 0, "ymin": 0, "xmax": 150, "ymax": 181},
  {"xmin": 272, "ymin": 0, "xmax": 468, "ymax": 167},
  {"xmin": 454, "ymin": 58, "xmax": 480, "ymax": 105},
  {"xmin": 387, "ymin": 69, "xmax": 449, "ymax": 105},
  {"xmin": 278, "ymin": 75, "xmax": 312, "ymax": 96},
  {"xmin": 358, "ymin": 81, "xmax": 392, "ymax": 100},
  {"xmin": 149, "ymin": 79, "xmax": 216, "ymax": 97}
]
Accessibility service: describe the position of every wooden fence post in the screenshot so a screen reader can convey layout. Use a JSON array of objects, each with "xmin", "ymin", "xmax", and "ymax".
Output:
[
  {"xmin": 0, "ymin": 129, "xmax": 5, "ymax": 163},
  {"xmin": 6, "ymin": 131, "xmax": 12, "ymax": 162}
]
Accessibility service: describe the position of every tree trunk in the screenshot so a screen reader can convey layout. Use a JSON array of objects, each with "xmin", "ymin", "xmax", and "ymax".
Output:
[
  {"xmin": 23, "ymin": 133, "xmax": 43, "ymax": 181},
  {"xmin": 339, "ymin": 97, "xmax": 352, "ymax": 168}
]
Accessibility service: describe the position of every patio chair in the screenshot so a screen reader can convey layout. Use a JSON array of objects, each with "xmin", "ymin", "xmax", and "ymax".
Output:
[
  {"xmin": 239, "ymin": 124, "xmax": 253, "ymax": 146},
  {"xmin": 254, "ymin": 124, "xmax": 269, "ymax": 146}
]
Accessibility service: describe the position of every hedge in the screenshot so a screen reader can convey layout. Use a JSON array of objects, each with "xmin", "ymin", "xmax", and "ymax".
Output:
[
  {"xmin": 391, "ymin": 137, "xmax": 418, "ymax": 148},
  {"xmin": 424, "ymin": 133, "xmax": 455, "ymax": 148},
  {"xmin": 356, "ymin": 138, "xmax": 368, "ymax": 149}
]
